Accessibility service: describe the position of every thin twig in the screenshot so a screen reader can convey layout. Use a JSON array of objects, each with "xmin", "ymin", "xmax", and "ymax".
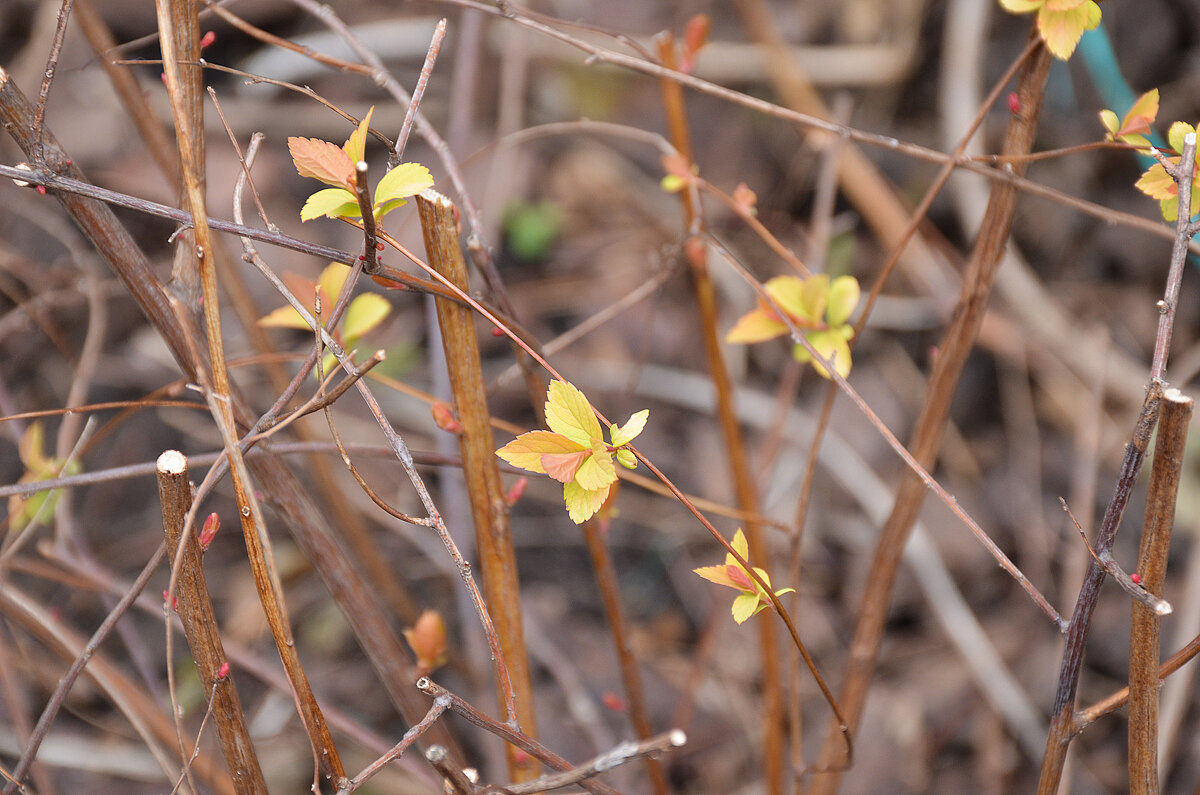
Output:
[
  {"xmin": 415, "ymin": 678, "xmax": 624, "ymax": 795},
  {"xmin": 393, "ymin": 18, "xmax": 446, "ymax": 163}
]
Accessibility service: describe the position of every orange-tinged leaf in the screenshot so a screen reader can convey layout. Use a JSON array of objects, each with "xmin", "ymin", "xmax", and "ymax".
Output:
[
  {"xmin": 343, "ymin": 106, "xmax": 375, "ymax": 166},
  {"xmin": 726, "ymin": 308, "xmax": 787, "ymax": 343},
  {"xmin": 541, "ymin": 449, "xmax": 592, "ymax": 483},
  {"xmin": 374, "ymin": 162, "xmax": 434, "ymax": 214},
  {"xmin": 574, "ymin": 440, "xmax": 617, "ymax": 490},
  {"xmin": 565, "ymin": 480, "xmax": 611, "ymax": 524},
  {"xmin": 694, "ymin": 564, "xmax": 738, "ymax": 589},
  {"xmin": 1037, "ymin": 2, "xmax": 1100, "ymax": 60},
  {"xmin": 301, "ymin": 188, "xmax": 360, "ymax": 221},
  {"xmin": 342, "ymin": 293, "xmax": 391, "ymax": 344},
  {"xmin": 544, "ymin": 380, "xmax": 603, "ymax": 447},
  {"xmin": 496, "ymin": 430, "xmax": 585, "ymax": 475},
  {"xmin": 289, "ymin": 136, "xmax": 355, "ymax": 189}
]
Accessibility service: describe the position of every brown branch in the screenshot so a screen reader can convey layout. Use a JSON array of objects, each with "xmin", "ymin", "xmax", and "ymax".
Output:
[
  {"xmin": 1128, "ymin": 390, "xmax": 1192, "ymax": 793},
  {"xmin": 156, "ymin": 451, "xmax": 267, "ymax": 794},
  {"xmin": 416, "ymin": 189, "xmax": 535, "ymax": 779},
  {"xmin": 808, "ymin": 36, "xmax": 1054, "ymax": 791}
]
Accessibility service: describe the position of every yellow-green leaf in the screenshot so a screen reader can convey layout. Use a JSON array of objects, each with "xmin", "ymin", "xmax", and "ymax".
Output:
[
  {"xmin": 342, "ymin": 293, "xmax": 391, "ymax": 344},
  {"xmin": 343, "ymin": 106, "xmax": 375, "ymax": 166},
  {"xmin": 795, "ymin": 329, "xmax": 853, "ymax": 379},
  {"xmin": 1136, "ymin": 164, "xmax": 1176, "ymax": 201},
  {"xmin": 731, "ymin": 592, "xmax": 760, "ymax": 624},
  {"xmin": 374, "ymin": 197, "xmax": 410, "ymax": 221},
  {"xmin": 1037, "ymin": 2, "xmax": 1100, "ymax": 60},
  {"xmin": 574, "ymin": 440, "xmax": 617, "ymax": 490},
  {"xmin": 999, "ymin": 0, "xmax": 1042, "ymax": 12},
  {"xmin": 764, "ymin": 276, "xmax": 809, "ymax": 323},
  {"xmin": 1168, "ymin": 121, "xmax": 1196, "ymax": 155},
  {"xmin": 564, "ymin": 480, "xmax": 611, "ymax": 524},
  {"xmin": 1099, "ymin": 109, "xmax": 1120, "ymax": 138},
  {"xmin": 374, "ymin": 162, "xmax": 434, "ymax": 213},
  {"xmin": 544, "ymin": 381, "xmax": 603, "ymax": 447},
  {"xmin": 826, "ymin": 275, "xmax": 860, "ymax": 326},
  {"xmin": 798, "ymin": 273, "xmax": 829, "ymax": 321},
  {"xmin": 615, "ymin": 448, "xmax": 637, "ymax": 469},
  {"xmin": 301, "ymin": 188, "xmax": 360, "ymax": 222}
]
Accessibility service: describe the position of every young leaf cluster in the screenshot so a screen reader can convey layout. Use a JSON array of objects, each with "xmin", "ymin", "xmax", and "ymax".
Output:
[
  {"xmin": 999, "ymin": 0, "xmax": 1100, "ymax": 60},
  {"xmin": 726, "ymin": 274, "xmax": 860, "ymax": 379},
  {"xmin": 8, "ymin": 422, "xmax": 80, "ymax": 525},
  {"xmin": 693, "ymin": 529, "xmax": 794, "ymax": 624},
  {"xmin": 288, "ymin": 106, "xmax": 434, "ymax": 223},
  {"xmin": 259, "ymin": 262, "xmax": 391, "ymax": 373},
  {"xmin": 496, "ymin": 380, "xmax": 648, "ymax": 524}
]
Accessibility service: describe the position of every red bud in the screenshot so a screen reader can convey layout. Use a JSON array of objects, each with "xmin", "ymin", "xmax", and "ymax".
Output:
[
  {"xmin": 681, "ymin": 14, "xmax": 711, "ymax": 74},
  {"xmin": 601, "ymin": 691, "xmax": 627, "ymax": 712},
  {"xmin": 216, "ymin": 661, "xmax": 231, "ymax": 680},
  {"xmin": 491, "ymin": 326, "xmax": 505, "ymax": 337},
  {"xmin": 1007, "ymin": 92, "xmax": 1021, "ymax": 115},
  {"xmin": 403, "ymin": 610, "xmax": 447, "ymax": 673},
  {"xmin": 505, "ymin": 476, "xmax": 528, "ymax": 506},
  {"xmin": 163, "ymin": 590, "xmax": 178, "ymax": 610},
  {"xmin": 199, "ymin": 31, "xmax": 216, "ymax": 50},
  {"xmin": 199, "ymin": 512, "xmax": 220, "ymax": 550},
  {"xmin": 431, "ymin": 402, "xmax": 463, "ymax": 434},
  {"xmin": 1130, "ymin": 573, "xmax": 1142, "ymax": 585}
]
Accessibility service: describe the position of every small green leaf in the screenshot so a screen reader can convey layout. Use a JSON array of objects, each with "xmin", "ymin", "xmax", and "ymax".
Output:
[
  {"xmin": 301, "ymin": 188, "xmax": 360, "ymax": 222},
  {"xmin": 615, "ymin": 448, "xmax": 637, "ymax": 469},
  {"xmin": 374, "ymin": 163, "xmax": 434, "ymax": 213},
  {"xmin": 610, "ymin": 409, "xmax": 649, "ymax": 448}
]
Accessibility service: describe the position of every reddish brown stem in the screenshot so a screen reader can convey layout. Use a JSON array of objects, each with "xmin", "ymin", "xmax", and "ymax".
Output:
[{"xmin": 156, "ymin": 451, "xmax": 268, "ymax": 794}]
